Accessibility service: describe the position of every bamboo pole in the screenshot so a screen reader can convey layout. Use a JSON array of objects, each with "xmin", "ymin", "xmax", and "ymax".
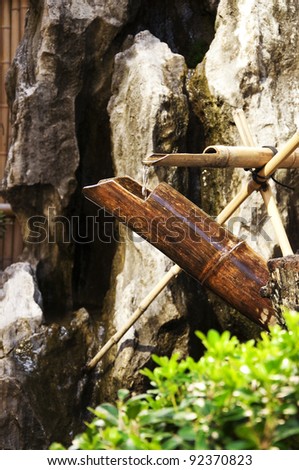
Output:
[
  {"xmin": 86, "ymin": 128, "xmax": 299, "ymax": 370},
  {"xmin": 204, "ymin": 146, "xmax": 299, "ymax": 168},
  {"xmin": 233, "ymin": 109, "xmax": 294, "ymax": 256}
]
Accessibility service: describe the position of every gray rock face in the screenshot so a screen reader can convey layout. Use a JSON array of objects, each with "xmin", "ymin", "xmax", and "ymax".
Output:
[
  {"xmin": 100, "ymin": 30, "xmax": 203, "ymax": 397},
  {"xmin": 0, "ymin": 263, "xmax": 96, "ymax": 449},
  {"xmin": 3, "ymin": 0, "xmax": 140, "ymax": 313},
  {"xmin": 188, "ymin": 0, "xmax": 299, "ymax": 257},
  {"xmin": 6, "ymin": 0, "xmax": 132, "ymax": 198},
  {"xmin": 0, "ymin": 262, "xmax": 43, "ymax": 332}
]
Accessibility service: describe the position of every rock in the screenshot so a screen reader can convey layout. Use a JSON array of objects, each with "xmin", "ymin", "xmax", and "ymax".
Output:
[
  {"xmin": 2, "ymin": 0, "xmax": 141, "ymax": 314},
  {"xmin": 202, "ymin": 0, "xmax": 220, "ymax": 14},
  {"xmin": 0, "ymin": 262, "xmax": 43, "ymax": 353},
  {"xmin": 188, "ymin": 0, "xmax": 299, "ymax": 256},
  {"xmin": 0, "ymin": 263, "xmax": 96, "ymax": 449},
  {"xmin": 187, "ymin": 0, "xmax": 299, "ymax": 330},
  {"xmin": 261, "ymin": 255, "xmax": 299, "ymax": 317},
  {"xmin": 0, "ymin": 310, "xmax": 96, "ymax": 449},
  {"xmin": 98, "ymin": 31, "xmax": 207, "ymax": 398}
]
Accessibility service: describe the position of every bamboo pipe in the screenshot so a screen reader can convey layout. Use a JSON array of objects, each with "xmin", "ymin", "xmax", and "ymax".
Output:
[
  {"xmin": 233, "ymin": 109, "xmax": 294, "ymax": 256},
  {"xmin": 143, "ymin": 153, "xmax": 214, "ymax": 167},
  {"xmin": 204, "ymin": 146, "xmax": 299, "ymax": 168},
  {"xmin": 84, "ymin": 178, "xmax": 275, "ymax": 320},
  {"xmin": 143, "ymin": 148, "xmax": 299, "ymax": 168}
]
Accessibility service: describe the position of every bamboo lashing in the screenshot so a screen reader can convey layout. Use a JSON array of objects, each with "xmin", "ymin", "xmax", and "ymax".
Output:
[
  {"xmin": 143, "ymin": 147, "xmax": 299, "ymax": 168},
  {"xmin": 86, "ymin": 129, "xmax": 299, "ymax": 370},
  {"xmin": 232, "ymin": 109, "xmax": 293, "ymax": 257},
  {"xmin": 218, "ymin": 130, "xmax": 299, "ymax": 226}
]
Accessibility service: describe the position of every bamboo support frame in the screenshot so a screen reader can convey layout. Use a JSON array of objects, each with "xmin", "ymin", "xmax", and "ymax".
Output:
[
  {"xmin": 87, "ymin": 128, "xmax": 299, "ymax": 370},
  {"xmin": 233, "ymin": 109, "xmax": 294, "ymax": 257}
]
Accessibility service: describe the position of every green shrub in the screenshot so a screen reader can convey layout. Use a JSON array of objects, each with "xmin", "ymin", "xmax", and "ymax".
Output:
[{"xmin": 51, "ymin": 310, "xmax": 299, "ymax": 450}]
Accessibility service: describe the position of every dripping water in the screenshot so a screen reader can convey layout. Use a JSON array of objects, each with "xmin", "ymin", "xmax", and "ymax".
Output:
[{"xmin": 142, "ymin": 164, "xmax": 150, "ymax": 198}]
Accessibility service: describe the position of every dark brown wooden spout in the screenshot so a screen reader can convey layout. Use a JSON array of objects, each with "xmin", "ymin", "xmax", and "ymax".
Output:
[{"xmin": 83, "ymin": 177, "xmax": 276, "ymax": 329}]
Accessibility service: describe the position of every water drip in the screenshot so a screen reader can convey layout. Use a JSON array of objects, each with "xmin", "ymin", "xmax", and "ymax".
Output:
[{"xmin": 142, "ymin": 164, "xmax": 150, "ymax": 198}]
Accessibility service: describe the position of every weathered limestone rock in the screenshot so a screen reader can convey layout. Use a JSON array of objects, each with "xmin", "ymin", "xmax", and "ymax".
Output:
[
  {"xmin": 98, "ymin": 31, "xmax": 206, "ymax": 397},
  {"xmin": 0, "ymin": 262, "xmax": 43, "ymax": 333},
  {"xmin": 261, "ymin": 255, "xmax": 299, "ymax": 316},
  {"xmin": 5, "ymin": 0, "xmax": 141, "ymax": 196},
  {"xmin": 187, "ymin": 0, "xmax": 299, "ymax": 331},
  {"xmin": 3, "ymin": 0, "xmax": 141, "ymax": 314},
  {"xmin": 188, "ymin": 0, "xmax": 299, "ymax": 257},
  {"xmin": 0, "ymin": 263, "xmax": 96, "ymax": 449}
]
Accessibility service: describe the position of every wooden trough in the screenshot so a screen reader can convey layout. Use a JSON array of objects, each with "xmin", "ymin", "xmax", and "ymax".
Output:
[{"xmin": 83, "ymin": 177, "xmax": 275, "ymax": 329}]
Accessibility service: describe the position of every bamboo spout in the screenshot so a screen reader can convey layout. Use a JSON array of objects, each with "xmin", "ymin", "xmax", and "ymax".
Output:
[
  {"xmin": 143, "ymin": 153, "xmax": 212, "ymax": 167},
  {"xmin": 143, "ymin": 147, "xmax": 299, "ymax": 168},
  {"xmin": 83, "ymin": 177, "xmax": 275, "ymax": 329}
]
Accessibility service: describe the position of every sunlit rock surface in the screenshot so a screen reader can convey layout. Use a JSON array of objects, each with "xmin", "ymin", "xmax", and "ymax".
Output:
[
  {"xmin": 0, "ymin": 263, "xmax": 95, "ymax": 449},
  {"xmin": 188, "ymin": 0, "xmax": 299, "ymax": 258},
  {"xmin": 100, "ymin": 30, "xmax": 205, "ymax": 397}
]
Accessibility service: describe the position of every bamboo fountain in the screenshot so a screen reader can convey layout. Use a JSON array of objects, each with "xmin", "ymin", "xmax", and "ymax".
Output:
[{"xmin": 84, "ymin": 110, "xmax": 299, "ymax": 369}]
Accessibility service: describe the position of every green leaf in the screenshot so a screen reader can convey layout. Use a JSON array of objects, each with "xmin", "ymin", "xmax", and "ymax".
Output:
[
  {"xmin": 117, "ymin": 389, "xmax": 130, "ymax": 401},
  {"xmin": 274, "ymin": 422, "xmax": 299, "ymax": 443}
]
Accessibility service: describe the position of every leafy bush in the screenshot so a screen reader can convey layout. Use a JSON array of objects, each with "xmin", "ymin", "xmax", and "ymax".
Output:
[{"xmin": 51, "ymin": 310, "xmax": 299, "ymax": 450}]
